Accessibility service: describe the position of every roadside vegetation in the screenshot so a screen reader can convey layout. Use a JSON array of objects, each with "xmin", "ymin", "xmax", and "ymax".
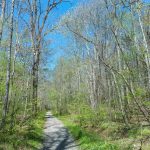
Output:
[
  {"xmin": 56, "ymin": 105, "xmax": 150, "ymax": 150},
  {"xmin": 0, "ymin": 112, "xmax": 45, "ymax": 150},
  {"xmin": 50, "ymin": 0, "xmax": 150, "ymax": 149},
  {"xmin": 59, "ymin": 114, "xmax": 119, "ymax": 150}
]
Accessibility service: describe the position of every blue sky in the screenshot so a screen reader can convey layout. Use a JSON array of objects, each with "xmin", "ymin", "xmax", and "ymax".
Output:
[{"xmin": 44, "ymin": 0, "xmax": 80, "ymax": 70}]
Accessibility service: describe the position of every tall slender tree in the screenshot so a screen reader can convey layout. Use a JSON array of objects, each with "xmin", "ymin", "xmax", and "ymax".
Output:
[{"xmin": 1, "ymin": 0, "xmax": 15, "ymax": 128}]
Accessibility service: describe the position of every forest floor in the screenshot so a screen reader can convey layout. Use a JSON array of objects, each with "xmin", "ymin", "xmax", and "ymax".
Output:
[
  {"xmin": 42, "ymin": 112, "xmax": 78, "ymax": 150},
  {"xmin": 58, "ymin": 114, "xmax": 150, "ymax": 150},
  {"xmin": 1, "ymin": 111, "xmax": 150, "ymax": 150},
  {"xmin": 0, "ymin": 112, "xmax": 45, "ymax": 150}
]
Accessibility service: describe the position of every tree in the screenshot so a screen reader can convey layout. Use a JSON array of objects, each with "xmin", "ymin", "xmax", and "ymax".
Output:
[
  {"xmin": 0, "ymin": 0, "xmax": 6, "ymax": 44},
  {"xmin": 1, "ymin": 0, "xmax": 15, "ymax": 128},
  {"xmin": 51, "ymin": 0, "xmax": 150, "ymax": 126},
  {"xmin": 24, "ymin": 0, "xmax": 63, "ymax": 113}
]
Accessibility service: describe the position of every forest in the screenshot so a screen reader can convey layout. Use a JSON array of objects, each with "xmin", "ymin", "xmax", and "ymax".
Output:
[{"xmin": 0, "ymin": 0, "xmax": 150, "ymax": 150}]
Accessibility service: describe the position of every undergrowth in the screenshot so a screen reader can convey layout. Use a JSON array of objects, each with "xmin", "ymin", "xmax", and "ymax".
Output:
[
  {"xmin": 58, "ymin": 115, "xmax": 119, "ymax": 150},
  {"xmin": 0, "ymin": 112, "xmax": 45, "ymax": 150},
  {"xmin": 58, "ymin": 112, "xmax": 150, "ymax": 150}
]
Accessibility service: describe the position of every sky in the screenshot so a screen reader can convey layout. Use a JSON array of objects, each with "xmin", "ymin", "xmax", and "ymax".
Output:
[{"xmin": 44, "ymin": 0, "xmax": 80, "ymax": 70}]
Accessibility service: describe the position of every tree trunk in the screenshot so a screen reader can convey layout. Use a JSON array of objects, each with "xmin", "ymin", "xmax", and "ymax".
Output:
[
  {"xmin": 0, "ymin": 0, "xmax": 6, "ymax": 45},
  {"xmin": 32, "ymin": 49, "xmax": 40, "ymax": 113}
]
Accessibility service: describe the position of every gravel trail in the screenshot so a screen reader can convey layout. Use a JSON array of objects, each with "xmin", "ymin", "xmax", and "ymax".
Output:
[{"xmin": 42, "ymin": 112, "xmax": 78, "ymax": 150}]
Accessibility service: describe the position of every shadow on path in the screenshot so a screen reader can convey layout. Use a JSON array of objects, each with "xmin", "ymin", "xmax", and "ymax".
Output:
[{"xmin": 42, "ymin": 112, "xmax": 79, "ymax": 150}]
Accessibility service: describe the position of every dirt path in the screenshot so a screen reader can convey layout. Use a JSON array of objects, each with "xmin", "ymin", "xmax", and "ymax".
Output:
[{"xmin": 42, "ymin": 112, "xmax": 78, "ymax": 150}]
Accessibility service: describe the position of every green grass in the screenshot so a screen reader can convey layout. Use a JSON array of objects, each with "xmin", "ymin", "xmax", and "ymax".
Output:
[
  {"xmin": 0, "ymin": 112, "xmax": 45, "ymax": 150},
  {"xmin": 58, "ymin": 115, "xmax": 119, "ymax": 150},
  {"xmin": 58, "ymin": 114, "xmax": 150, "ymax": 150}
]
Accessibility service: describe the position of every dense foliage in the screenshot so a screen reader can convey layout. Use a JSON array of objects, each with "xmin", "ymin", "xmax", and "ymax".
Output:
[
  {"xmin": 49, "ymin": 0, "xmax": 150, "ymax": 149},
  {"xmin": 0, "ymin": 0, "xmax": 62, "ymax": 149}
]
